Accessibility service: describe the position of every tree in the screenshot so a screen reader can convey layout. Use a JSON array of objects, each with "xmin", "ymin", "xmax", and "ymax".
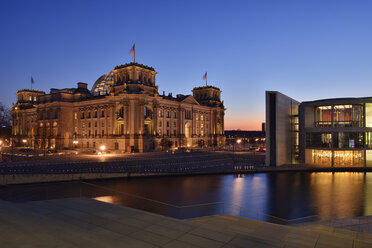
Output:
[
  {"xmin": 0, "ymin": 102, "xmax": 11, "ymax": 127},
  {"xmin": 160, "ymin": 138, "xmax": 172, "ymax": 150},
  {"xmin": 198, "ymin": 139, "xmax": 205, "ymax": 148}
]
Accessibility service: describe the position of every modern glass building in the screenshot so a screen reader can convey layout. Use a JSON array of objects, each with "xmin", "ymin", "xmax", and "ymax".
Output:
[{"xmin": 266, "ymin": 91, "xmax": 372, "ymax": 167}]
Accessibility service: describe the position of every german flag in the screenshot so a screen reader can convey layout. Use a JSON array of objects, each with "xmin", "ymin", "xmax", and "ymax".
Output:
[
  {"xmin": 129, "ymin": 44, "xmax": 135, "ymax": 58},
  {"xmin": 202, "ymin": 72, "xmax": 207, "ymax": 81}
]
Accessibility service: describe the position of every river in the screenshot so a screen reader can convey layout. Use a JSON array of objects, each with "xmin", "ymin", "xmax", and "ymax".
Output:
[{"xmin": 1, "ymin": 172, "xmax": 371, "ymax": 223}]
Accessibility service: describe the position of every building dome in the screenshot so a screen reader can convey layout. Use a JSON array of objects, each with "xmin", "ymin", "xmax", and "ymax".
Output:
[{"xmin": 91, "ymin": 72, "xmax": 114, "ymax": 96}]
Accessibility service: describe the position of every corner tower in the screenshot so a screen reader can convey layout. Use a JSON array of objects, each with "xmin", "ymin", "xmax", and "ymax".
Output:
[
  {"xmin": 192, "ymin": 85, "xmax": 223, "ymax": 107},
  {"xmin": 112, "ymin": 62, "xmax": 158, "ymax": 96}
]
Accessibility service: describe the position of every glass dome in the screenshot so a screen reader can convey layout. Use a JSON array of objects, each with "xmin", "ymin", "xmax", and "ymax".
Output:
[{"xmin": 91, "ymin": 72, "xmax": 114, "ymax": 96}]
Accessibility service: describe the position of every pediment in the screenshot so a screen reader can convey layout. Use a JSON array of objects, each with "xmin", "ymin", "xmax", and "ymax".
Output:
[{"xmin": 181, "ymin": 95, "xmax": 200, "ymax": 105}]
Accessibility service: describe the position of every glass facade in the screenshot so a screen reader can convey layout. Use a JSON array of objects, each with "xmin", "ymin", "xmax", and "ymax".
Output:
[
  {"xmin": 333, "ymin": 105, "xmax": 363, "ymax": 127},
  {"xmin": 333, "ymin": 132, "xmax": 364, "ymax": 149},
  {"xmin": 306, "ymin": 133, "xmax": 332, "ymax": 148},
  {"xmin": 311, "ymin": 150, "xmax": 332, "ymax": 166},
  {"xmin": 367, "ymin": 150, "xmax": 372, "ymax": 167},
  {"xmin": 366, "ymin": 132, "xmax": 372, "ymax": 149},
  {"xmin": 306, "ymin": 103, "xmax": 371, "ymax": 167},
  {"xmin": 366, "ymin": 103, "xmax": 372, "ymax": 127},
  {"xmin": 333, "ymin": 150, "xmax": 364, "ymax": 167},
  {"xmin": 309, "ymin": 149, "xmax": 364, "ymax": 167},
  {"xmin": 315, "ymin": 106, "xmax": 332, "ymax": 127}
]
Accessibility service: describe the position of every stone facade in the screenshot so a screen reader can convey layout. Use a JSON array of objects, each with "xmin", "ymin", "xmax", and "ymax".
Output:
[{"xmin": 12, "ymin": 63, "xmax": 225, "ymax": 152}]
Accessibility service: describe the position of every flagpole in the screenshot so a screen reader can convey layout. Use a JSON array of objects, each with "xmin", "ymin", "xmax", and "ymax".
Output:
[
  {"xmin": 30, "ymin": 76, "xmax": 32, "ymax": 90},
  {"xmin": 134, "ymin": 44, "xmax": 136, "ymax": 63}
]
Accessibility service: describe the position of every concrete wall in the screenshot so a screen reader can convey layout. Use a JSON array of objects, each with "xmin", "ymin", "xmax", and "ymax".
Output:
[{"xmin": 266, "ymin": 91, "xmax": 300, "ymax": 166}]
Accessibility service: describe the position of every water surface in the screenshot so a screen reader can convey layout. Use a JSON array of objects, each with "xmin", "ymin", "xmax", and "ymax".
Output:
[{"xmin": 1, "ymin": 172, "xmax": 371, "ymax": 222}]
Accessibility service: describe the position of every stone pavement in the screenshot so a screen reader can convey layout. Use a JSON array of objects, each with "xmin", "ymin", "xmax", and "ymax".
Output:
[
  {"xmin": 297, "ymin": 215, "xmax": 372, "ymax": 234},
  {"xmin": 0, "ymin": 198, "xmax": 372, "ymax": 248}
]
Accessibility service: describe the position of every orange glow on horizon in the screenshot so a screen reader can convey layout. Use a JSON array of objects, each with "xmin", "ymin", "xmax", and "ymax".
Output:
[{"xmin": 224, "ymin": 116, "xmax": 264, "ymax": 131}]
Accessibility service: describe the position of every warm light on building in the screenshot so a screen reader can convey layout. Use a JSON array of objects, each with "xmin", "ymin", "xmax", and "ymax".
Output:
[
  {"xmin": 12, "ymin": 62, "xmax": 225, "ymax": 152},
  {"xmin": 266, "ymin": 91, "xmax": 372, "ymax": 167}
]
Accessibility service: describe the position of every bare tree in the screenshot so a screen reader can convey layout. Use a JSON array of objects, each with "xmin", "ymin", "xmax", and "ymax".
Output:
[{"xmin": 0, "ymin": 102, "xmax": 11, "ymax": 127}]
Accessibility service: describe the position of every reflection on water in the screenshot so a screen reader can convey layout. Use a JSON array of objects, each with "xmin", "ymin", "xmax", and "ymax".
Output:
[
  {"xmin": 93, "ymin": 196, "xmax": 115, "ymax": 204},
  {"xmin": 1, "ymin": 172, "xmax": 372, "ymax": 222}
]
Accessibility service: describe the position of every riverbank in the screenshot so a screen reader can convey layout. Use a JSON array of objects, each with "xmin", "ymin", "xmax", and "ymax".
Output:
[
  {"xmin": 1, "ymin": 151, "xmax": 372, "ymax": 185},
  {"xmin": 2, "ymin": 165, "xmax": 372, "ymax": 185}
]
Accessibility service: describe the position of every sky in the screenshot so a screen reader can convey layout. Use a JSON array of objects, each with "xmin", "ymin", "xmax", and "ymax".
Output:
[{"xmin": 1, "ymin": 0, "xmax": 372, "ymax": 130}]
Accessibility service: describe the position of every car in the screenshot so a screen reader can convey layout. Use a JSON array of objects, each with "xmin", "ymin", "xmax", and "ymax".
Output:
[
  {"xmin": 255, "ymin": 147, "xmax": 266, "ymax": 152},
  {"xmin": 177, "ymin": 147, "xmax": 190, "ymax": 153},
  {"xmin": 46, "ymin": 149, "xmax": 58, "ymax": 154}
]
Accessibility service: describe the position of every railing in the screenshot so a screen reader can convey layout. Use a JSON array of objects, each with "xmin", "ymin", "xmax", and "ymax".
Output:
[{"xmin": 80, "ymin": 181, "xmax": 318, "ymax": 225}]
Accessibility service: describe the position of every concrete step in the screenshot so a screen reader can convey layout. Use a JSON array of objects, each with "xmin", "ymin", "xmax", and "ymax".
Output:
[
  {"xmin": 2, "ymin": 197, "xmax": 372, "ymax": 248},
  {"xmin": 189, "ymin": 214, "xmax": 372, "ymax": 248}
]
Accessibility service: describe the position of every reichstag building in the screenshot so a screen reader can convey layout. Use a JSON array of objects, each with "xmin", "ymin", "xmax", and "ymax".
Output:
[{"xmin": 12, "ymin": 62, "xmax": 225, "ymax": 152}]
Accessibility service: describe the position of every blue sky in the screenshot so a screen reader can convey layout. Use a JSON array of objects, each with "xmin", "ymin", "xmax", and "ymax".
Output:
[{"xmin": 1, "ymin": 0, "xmax": 372, "ymax": 130}]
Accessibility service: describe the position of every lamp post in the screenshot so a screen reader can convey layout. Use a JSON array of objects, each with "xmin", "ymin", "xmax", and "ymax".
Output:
[
  {"xmin": 100, "ymin": 145, "xmax": 106, "ymax": 154},
  {"xmin": 236, "ymin": 138, "xmax": 242, "ymax": 147},
  {"xmin": 73, "ymin": 140, "xmax": 79, "ymax": 149},
  {"xmin": 233, "ymin": 139, "xmax": 242, "ymax": 167}
]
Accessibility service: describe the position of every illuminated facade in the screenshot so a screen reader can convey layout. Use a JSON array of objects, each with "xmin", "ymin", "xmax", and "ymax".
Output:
[
  {"xmin": 266, "ymin": 92, "xmax": 372, "ymax": 167},
  {"xmin": 12, "ymin": 62, "xmax": 225, "ymax": 152}
]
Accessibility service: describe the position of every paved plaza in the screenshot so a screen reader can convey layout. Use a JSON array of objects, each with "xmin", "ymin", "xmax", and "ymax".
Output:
[{"xmin": 0, "ymin": 197, "xmax": 371, "ymax": 247}]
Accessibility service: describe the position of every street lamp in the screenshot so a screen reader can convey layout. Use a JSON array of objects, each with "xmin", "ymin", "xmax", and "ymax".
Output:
[
  {"xmin": 22, "ymin": 139, "xmax": 27, "ymax": 147},
  {"xmin": 100, "ymin": 145, "xmax": 106, "ymax": 152},
  {"xmin": 73, "ymin": 140, "xmax": 79, "ymax": 148}
]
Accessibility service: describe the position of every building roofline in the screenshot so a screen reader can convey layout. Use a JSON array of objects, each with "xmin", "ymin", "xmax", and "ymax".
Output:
[
  {"xmin": 114, "ymin": 62, "xmax": 155, "ymax": 71},
  {"xmin": 193, "ymin": 85, "xmax": 221, "ymax": 91},
  {"xmin": 301, "ymin": 96, "xmax": 372, "ymax": 105},
  {"xmin": 17, "ymin": 89, "xmax": 45, "ymax": 94}
]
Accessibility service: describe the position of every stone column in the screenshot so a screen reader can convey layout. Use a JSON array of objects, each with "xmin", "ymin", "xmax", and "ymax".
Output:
[{"xmin": 138, "ymin": 102, "xmax": 144, "ymax": 152}]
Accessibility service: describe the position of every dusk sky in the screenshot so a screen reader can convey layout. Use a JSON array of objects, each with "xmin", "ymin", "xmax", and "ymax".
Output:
[{"xmin": 1, "ymin": 0, "xmax": 372, "ymax": 130}]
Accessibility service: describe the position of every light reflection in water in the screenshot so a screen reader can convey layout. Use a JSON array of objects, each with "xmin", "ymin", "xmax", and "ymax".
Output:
[
  {"xmin": 93, "ymin": 196, "xmax": 115, "ymax": 204},
  {"xmin": 0, "ymin": 173, "xmax": 372, "ymax": 222},
  {"xmin": 309, "ymin": 172, "xmax": 365, "ymax": 220}
]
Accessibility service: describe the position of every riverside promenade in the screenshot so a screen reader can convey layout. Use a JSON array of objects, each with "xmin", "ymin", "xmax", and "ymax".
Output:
[
  {"xmin": 0, "ymin": 151, "xmax": 265, "ymax": 184},
  {"xmin": 2, "ymin": 150, "xmax": 372, "ymax": 185},
  {"xmin": 1, "ymin": 197, "xmax": 371, "ymax": 248}
]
